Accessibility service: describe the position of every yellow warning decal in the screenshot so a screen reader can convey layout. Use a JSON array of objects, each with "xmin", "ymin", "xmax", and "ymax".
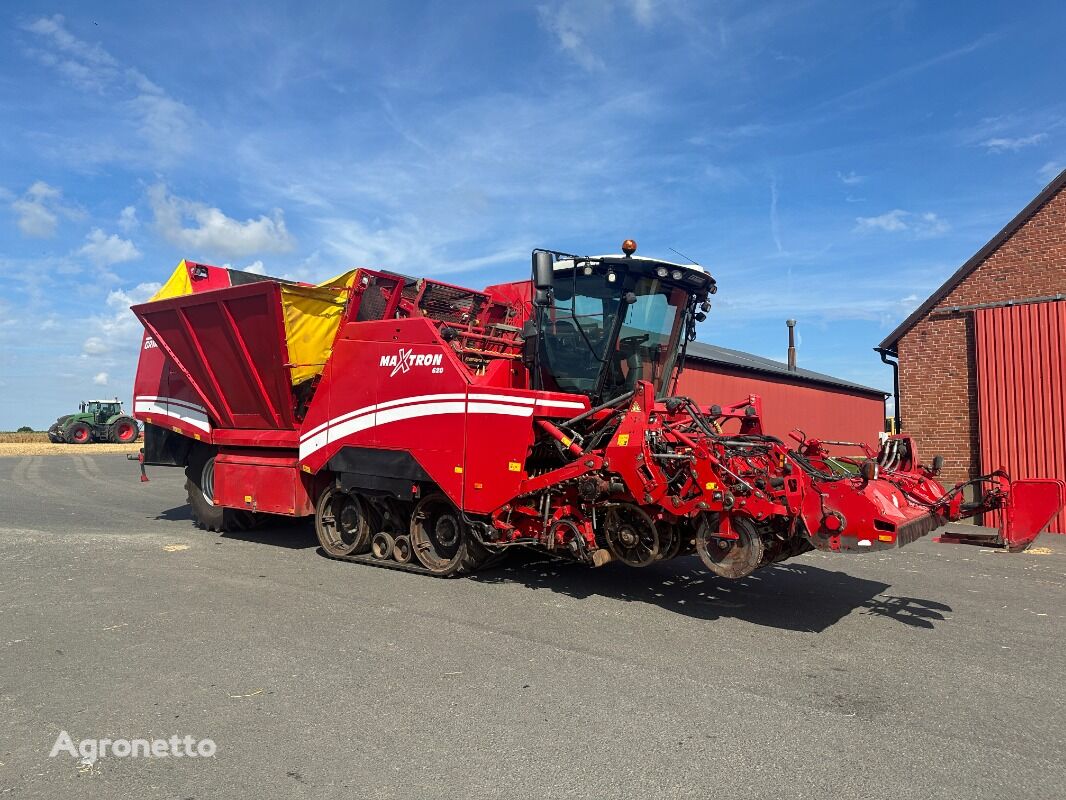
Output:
[
  {"xmin": 617, "ymin": 433, "xmax": 630, "ymax": 446},
  {"xmin": 454, "ymin": 466, "xmax": 464, "ymax": 474},
  {"xmin": 705, "ymin": 481, "xmax": 717, "ymax": 491},
  {"xmin": 193, "ymin": 433, "xmax": 201, "ymax": 441},
  {"xmin": 145, "ymin": 417, "xmax": 152, "ymax": 423},
  {"xmin": 630, "ymin": 402, "xmax": 642, "ymax": 412},
  {"xmin": 508, "ymin": 461, "xmax": 521, "ymax": 472},
  {"xmin": 560, "ymin": 436, "xmax": 572, "ymax": 447},
  {"xmin": 302, "ymin": 464, "xmax": 312, "ymax": 473},
  {"xmin": 244, "ymin": 495, "xmax": 253, "ymax": 503}
]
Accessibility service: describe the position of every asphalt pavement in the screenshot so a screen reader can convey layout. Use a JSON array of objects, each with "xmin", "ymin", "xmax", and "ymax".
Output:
[{"xmin": 0, "ymin": 453, "xmax": 1063, "ymax": 799}]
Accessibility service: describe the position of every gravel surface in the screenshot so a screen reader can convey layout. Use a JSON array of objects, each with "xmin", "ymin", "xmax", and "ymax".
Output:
[
  {"xmin": 1, "ymin": 454, "xmax": 1064, "ymax": 799},
  {"xmin": 0, "ymin": 442, "xmax": 141, "ymax": 457}
]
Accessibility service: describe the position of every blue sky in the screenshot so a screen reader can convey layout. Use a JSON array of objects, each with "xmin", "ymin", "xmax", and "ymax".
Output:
[{"xmin": 1, "ymin": 1, "xmax": 1064, "ymax": 429}]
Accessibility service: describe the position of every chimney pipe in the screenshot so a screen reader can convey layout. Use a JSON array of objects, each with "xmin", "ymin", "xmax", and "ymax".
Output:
[{"xmin": 786, "ymin": 319, "xmax": 797, "ymax": 371}]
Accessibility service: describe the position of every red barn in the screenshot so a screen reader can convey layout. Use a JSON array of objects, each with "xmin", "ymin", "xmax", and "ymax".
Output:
[
  {"xmin": 679, "ymin": 342, "xmax": 887, "ymax": 446},
  {"xmin": 878, "ymin": 168, "xmax": 1066, "ymax": 532}
]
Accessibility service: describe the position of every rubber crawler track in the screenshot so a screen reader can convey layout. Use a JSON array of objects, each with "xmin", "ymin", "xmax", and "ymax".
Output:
[{"xmin": 321, "ymin": 550, "xmax": 458, "ymax": 577}]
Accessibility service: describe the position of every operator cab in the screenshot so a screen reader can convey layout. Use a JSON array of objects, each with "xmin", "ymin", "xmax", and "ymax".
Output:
[
  {"xmin": 527, "ymin": 241, "xmax": 715, "ymax": 404},
  {"xmin": 84, "ymin": 400, "xmax": 122, "ymax": 423}
]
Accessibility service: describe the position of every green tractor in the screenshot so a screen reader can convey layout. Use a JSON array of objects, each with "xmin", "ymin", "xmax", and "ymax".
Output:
[{"xmin": 47, "ymin": 399, "xmax": 140, "ymax": 445}]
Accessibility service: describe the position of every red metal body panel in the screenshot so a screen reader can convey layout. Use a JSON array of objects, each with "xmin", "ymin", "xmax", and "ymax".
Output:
[
  {"xmin": 214, "ymin": 450, "xmax": 314, "ymax": 516},
  {"xmin": 975, "ymin": 301, "xmax": 1066, "ymax": 533},
  {"xmin": 132, "ymin": 282, "xmax": 296, "ymax": 431},
  {"xmin": 133, "ymin": 331, "xmax": 214, "ymax": 442},
  {"xmin": 675, "ymin": 365, "xmax": 886, "ymax": 446},
  {"xmin": 296, "ymin": 317, "xmax": 589, "ymax": 513}
]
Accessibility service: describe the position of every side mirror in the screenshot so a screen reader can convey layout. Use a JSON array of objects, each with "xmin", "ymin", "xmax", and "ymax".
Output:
[{"xmin": 532, "ymin": 252, "xmax": 554, "ymax": 306}]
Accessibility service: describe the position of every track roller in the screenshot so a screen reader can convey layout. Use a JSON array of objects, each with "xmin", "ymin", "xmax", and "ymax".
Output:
[
  {"xmin": 371, "ymin": 532, "xmax": 395, "ymax": 560},
  {"xmin": 392, "ymin": 534, "xmax": 413, "ymax": 563}
]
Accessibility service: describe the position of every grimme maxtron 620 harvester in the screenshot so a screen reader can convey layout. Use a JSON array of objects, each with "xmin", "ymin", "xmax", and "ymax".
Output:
[{"xmin": 131, "ymin": 243, "xmax": 1062, "ymax": 578}]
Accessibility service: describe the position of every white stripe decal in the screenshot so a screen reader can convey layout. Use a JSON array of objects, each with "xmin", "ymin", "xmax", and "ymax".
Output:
[
  {"xmin": 468, "ymin": 393, "xmax": 535, "ymax": 405},
  {"xmin": 299, "ymin": 399, "xmax": 544, "ymax": 460},
  {"xmin": 467, "ymin": 402, "xmax": 533, "ymax": 417},
  {"xmin": 134, "ymin": 399, "xmax": 211, "ymax": 432},
  {"xmin": 535, "ymin": 399, "xmax": 587, "ymax": 410},
  {"xmin": 299, "ymin": 393, "xmax": 467, "ymax": 443},
  {"xmin": 134, "ymin": 394, "xmax": 208, "ymax": 415}
]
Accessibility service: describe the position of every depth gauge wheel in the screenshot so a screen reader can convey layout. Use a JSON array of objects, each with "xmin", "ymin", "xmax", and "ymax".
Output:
[
  {"xmin": 696, "ymin": 516, "xmax": 765, "ymax": 579},
  {"xmin": 603, "ymin": 504, "xmax": 660, "ymax": 567}
]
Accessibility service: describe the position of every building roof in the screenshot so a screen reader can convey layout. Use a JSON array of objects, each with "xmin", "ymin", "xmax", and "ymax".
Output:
[
  {"xmin": 878, "ymin": 167, "xmax": 1066, "ymax": 351},
  {"xmin": 685, "ymin": 341, "xmax": 887, "ymax": 397}
]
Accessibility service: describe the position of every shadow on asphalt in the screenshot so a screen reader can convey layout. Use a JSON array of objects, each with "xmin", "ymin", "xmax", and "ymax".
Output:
[
  {"xmin": 156, "ymin": 505, "xmax": 319, "ymax": 549},
  {"xmin": 154, "ymin": 506, "xmax": 952, "ymax": 630},
  {"xmin": 471, "ymin": 551, "xmax": 953, "ymax": 632}
]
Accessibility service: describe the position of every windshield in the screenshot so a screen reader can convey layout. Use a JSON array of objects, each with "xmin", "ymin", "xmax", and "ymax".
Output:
[{"xmin": 536, "ymin": 268, "xmax": 689, "ymax": 402}]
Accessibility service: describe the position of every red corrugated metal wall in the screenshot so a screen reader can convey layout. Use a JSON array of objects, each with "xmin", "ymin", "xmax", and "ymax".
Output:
[
  {"xmin": 975, "ymin": 301, "xmax": 1066, "ymax": 534},
  {"xmin": 676, "ymin": 365, "xmax": 886, "ymax": 447}
]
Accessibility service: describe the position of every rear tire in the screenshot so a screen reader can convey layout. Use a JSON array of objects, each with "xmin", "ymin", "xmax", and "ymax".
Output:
[
  {"xmin": 185, "ymin": 453, "xmax": 257, "ymax": 533},
  {"xmin": 109, "ymin": 417, "xmax": 139, "ymax": 443},
  {"xmin": 65, "ymin": 421, "xmax": 92, "ymax": 445}
]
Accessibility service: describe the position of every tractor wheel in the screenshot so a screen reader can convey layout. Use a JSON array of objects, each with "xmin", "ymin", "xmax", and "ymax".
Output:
[
  {"xmin": 109, "ymin": 417, "xmax": 139, "ymax": 443},
  {"xmin": 409, "ymin": 493, "xmax": 490, "ymax": 576},
  {"xmin": 184, "ymin": 453, "xmax": 258, "ymax": 533},
  {"xmin": 65, "ymin": 421, "xmax": 92, "ymax": 445}
]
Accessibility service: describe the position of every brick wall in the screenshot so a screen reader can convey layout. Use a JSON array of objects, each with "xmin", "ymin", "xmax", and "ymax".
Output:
[{"xmin": 898, "ymin": 185, "xmax": 1066, "ymax": 488}]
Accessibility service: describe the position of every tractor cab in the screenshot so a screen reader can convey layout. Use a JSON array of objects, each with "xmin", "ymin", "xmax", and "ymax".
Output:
[
  {"xmin": 528, "ymin": 241, "xmax": 716, "ymax": 404},
  {"xmin": 85, "ymin": 400, "xmax": 123, "ymax": 425}
]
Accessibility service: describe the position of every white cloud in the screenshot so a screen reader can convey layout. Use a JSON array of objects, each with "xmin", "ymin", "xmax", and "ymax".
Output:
[
  {"xmin": 982, "ymin": 133, "xmax": 1047, "ymax": 153},
  {"xmin": 118, "ymin": 205, "xmax": 138, "ymax": 232},
  {"xmin": 10, "ymin": 181, "xmax": 75, "ymax": 238},
  {"xmin": 855, "ymin": 209, "xmax": 949, "ymax": 237},
  {"xmin": 626, "ymin": 0, "xmax": 658, "ymax": 26},
  {"xmin": 22, "ymin": 15, "xmax": 119, "ymax": 92},
  {"xmin": 80, "ymin": 282, "xmax": 162, "ymax": 358},
  {"xmin": 22, "ymin": 15, "xmax": 194, "ymax": 162},
  {"xmin": 1038, "ymin": 161, "xmax": 1063, "ymax": 182},
  {"xmin": 323, "ymin": 217, "xmax": 527, "ymax": 275},
  {"xmin": 83, "ymin": 337, "xmax": 108, "ymax": 355},
  {"xmin": 242, "ymin": 260, "xmax": 267, "ymax": 275},
  {"xmin": 537, "ymin": 3, "xmax": 606, "ymax": 71},
  {"xmin": 704, "ymin": 163, "xmax": 744, "ymax": 187},
  {"xmin": 148, "ymin": 183, "xmax": 295, "ymax": 258},
  {"xmin": 78, "ymin": 229, "xmax": 141, "ymax": 266},
  {"xmin": 837, "ymin": 170, "xmax": 866, "ymax": 185},
  {"xmin": 93, "ymin": 371, "xmax": 109, "ymax": 386},
  {"xmin": 914, "ymin": 211, "xmax": 950, "ymax": 237}
]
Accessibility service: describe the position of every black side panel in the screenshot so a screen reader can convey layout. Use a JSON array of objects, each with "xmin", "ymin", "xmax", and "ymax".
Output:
[
  {"xmin": 143, "ymin": 423, "xmax": 195, "ymax": 467},
  {"xmin": 328, "ymin": 446, "xmax": 432, "ymax": 499}
]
